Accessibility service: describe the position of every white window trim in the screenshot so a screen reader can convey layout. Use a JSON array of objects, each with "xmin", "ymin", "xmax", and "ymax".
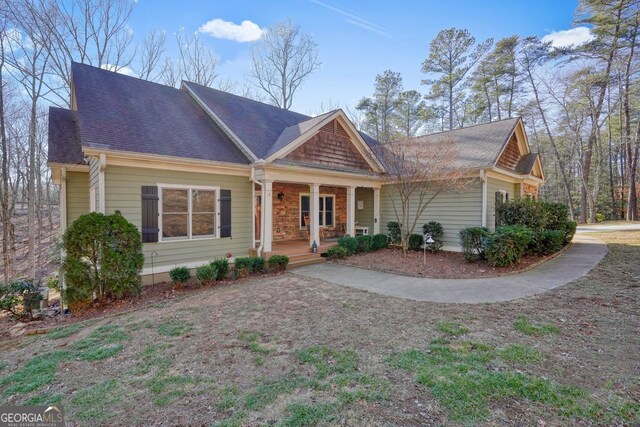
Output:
[
  {"xmin": 299, "ymin": 193, "xmax": 336, "ymax": 229},
  {"xmin": 158, "ymin": 183, "xmax": 220, "ymax": 243}
]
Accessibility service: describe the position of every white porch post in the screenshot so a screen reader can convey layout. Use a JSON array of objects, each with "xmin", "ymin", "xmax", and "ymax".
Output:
[
  {"xmin": 480, "ymin": 170, "xmax": 487, "ymax": 228},
  {"xmin": 262, "ymin": 180, "xmax": 273, "ymax": 252},
  {"xmin": 309, "ymin": 183, "xmax": 320, "ymax": 246},
  {"xmin": 346, "ymin": 186, "xmax": 356, "ymax": 237},
  {"xmin": 373, "ymin": 187, "xmax": 380, "ymax": 234}
]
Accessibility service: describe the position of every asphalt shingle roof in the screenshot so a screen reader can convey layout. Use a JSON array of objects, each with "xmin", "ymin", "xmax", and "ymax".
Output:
[
  {"xmin": 514, "ymin": 152, "xmax": 539, "ymax": 175},
  {"xmin": 183, "ymin": 82, "xmax": 312, "ymax": 159},
  {"xmin": 413, "ymin": 117, "xmax": 520, "ymax": 170},
  {"xmin": 48, "ymin": 107, "xmax": 84, "ymax": 164},
  {"xmin": 70, "ymin": 62, "xmax": 249, "ymax": 164}
]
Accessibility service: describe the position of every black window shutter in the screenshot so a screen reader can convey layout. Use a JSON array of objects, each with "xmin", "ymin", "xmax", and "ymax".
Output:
[
  {"xmin": 220, "ymin": 189, "xmax": 232, "ymax": 238},
  {"xmin": 141, "ymin": 186, "xmax": 159, "ymax": 243}
]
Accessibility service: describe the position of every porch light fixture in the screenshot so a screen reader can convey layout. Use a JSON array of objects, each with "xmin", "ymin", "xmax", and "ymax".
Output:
[{"xmin": 277, "ymin": 191, "xmax": 285, "ymax": 202}]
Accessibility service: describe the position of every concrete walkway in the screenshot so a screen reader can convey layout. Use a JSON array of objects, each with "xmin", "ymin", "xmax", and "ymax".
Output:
[
  {"xmin": 291, "ymin": 234, "xmax": 608, "ymax": 304},
  {"xmin": 577, "ymin": 224, "xmax": 640, "ymax": 233}
]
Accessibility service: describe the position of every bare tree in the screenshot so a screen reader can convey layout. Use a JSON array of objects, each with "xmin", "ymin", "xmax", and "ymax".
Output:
[
  {"xmin": 135, "ymin": 29, "xmax": 166, "ymax": 81},
  {"xmin": 5, "ymin": 4, "xmax": 53, "ymax": 279},
  {"xmin": 175, "ymin": 29, "xmax": 218, "ymax": 87},
  {"xmin": 381, "ymin": 137, "xmax": 468, "ymax": 256},
  {"xmin": 251, "ymin": 20, "xmax": 320, "ymax": 110},
  {"xmin": 0, "ymin": 18, "xmax": 15, "ymax": 283}
]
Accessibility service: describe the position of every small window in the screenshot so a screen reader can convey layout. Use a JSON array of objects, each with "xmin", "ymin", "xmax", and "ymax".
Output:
[
  {"xmin": 300, "ymin": 194, "xmax": 334, "ymax": 228},
  {"xmin": 161, "ymin": 186, "xmax": 218, "ymax": 241}
]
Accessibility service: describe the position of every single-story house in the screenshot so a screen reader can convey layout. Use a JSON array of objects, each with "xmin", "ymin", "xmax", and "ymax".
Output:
[{"xmin": 48, "ymin": 63, "xmax": 544, "ymax": 282}]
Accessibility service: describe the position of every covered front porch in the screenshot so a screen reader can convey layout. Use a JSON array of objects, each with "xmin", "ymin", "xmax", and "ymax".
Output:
[{"xmin": 252, "ymin": 167, "xmax": 383, "ymax": 257}]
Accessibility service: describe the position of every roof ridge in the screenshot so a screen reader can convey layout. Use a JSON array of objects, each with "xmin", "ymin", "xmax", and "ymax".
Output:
[
  {"xmin": 71, "ymin": 61, "xmax": 182, "ymax": 92},
  {"xmin": 417, "ymin": 117, "xmax": 520, "ymax": 139},
  {"xmin": 182, "ymin": 80, "xmax": 312, "ymax": 120}
]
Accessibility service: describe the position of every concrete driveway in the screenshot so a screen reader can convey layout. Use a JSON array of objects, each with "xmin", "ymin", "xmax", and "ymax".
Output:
[{"xmin": 291, "ymin": 234, "xmax": 607, "ymax": 304}]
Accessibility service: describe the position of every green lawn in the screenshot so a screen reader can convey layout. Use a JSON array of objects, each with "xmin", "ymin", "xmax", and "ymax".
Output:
[{"xmin": 1, "ymin": 231, "xmax": 639, "ymax": 426}]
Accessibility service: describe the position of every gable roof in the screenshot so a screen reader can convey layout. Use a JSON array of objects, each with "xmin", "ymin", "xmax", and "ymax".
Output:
[
  {"xmin": 514, "ymin": 153, "xmax": 538, "ymax": 175},
  {"xmin": 48, "ymin": 107, "xmax": 84, "ymax": 164},
  {"xmin": 70, "ymin": 62, "xmax": 249, "ymax": 164},
  {"xmin": 182, "ymin": 81, "xmax": 312, "ymax": 159},
  {"xmin": 412, "ymin": 117, "xmax": 520, "ymax": 171},
  {"xmin": 267, "ymin": 110, "xmax": 336, "ymax": 158}
]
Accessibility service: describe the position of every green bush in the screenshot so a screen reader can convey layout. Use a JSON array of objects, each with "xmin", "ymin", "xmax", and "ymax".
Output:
[
  {"xmin": 495, "ymin": 198, "xmax": 546, "ymax": 231},
  {"xmin": 541, "ymin": 202, "xmax": 569, "ymax": 230},
  {"xmin": 408, "ymin": 233, "xmax": 423, "ymax": 251},
  {"xmin": 372, "ymin": 233, "xmax": 388, "ymax": 250},
  {"xmin": 234, "ymin": 256, "xmax": 265, "ymax": 277},
  {"xmin": 0, "ymin": 280, "xmax": 43, "ymax": 319},
  {"xmin": 355, "ymin": 235, "xmax": 373, "ymax": 252},
  {"xmin": 387, "ymin": 221, "xmax": 401, "ymax": 245},
  {"xmin": 422, "ymin": 222, "xmax": 444, "ymax": 252},
  {"xmin": 460, "ymin": 227, "xmax": 489, "ymax": 262},
  {"xmin": 268, "ymin": 254, "xmax": 289, "ymax": 271},
  {"xmin": 210, "ymin": 259, "xmax": 229, "ymax": 280},
  {"xmin": 169, "ymin": 266, "xmax": 191, "ymax": 284},
  {"xmin": 63, "ymin": 212, "xmax": 144, "ymax": 305},
  {"xmin": 485, "ymin": 225, "xmax": 534, "ymax": 267},
  {"xmin": 595, "ymin": 212, "xmax": 605, "ymax": 223},
  {"xmin": 196, "ymin": 264, "xmax": 217, "ymax": 285},
  {"xmin": 326, "ymin": 246, "xmax": 350, "ymax": 259},
  {"xmin": 564, "ymin": 221, "xmax": 577, "ymax": 245},
  {"xmin": 531, "ymin": 230, "xmax": 565, "ymax": 255},
  {"xmin": 338, "ymin": 236, "xmax": 358, "ymax": 254}
]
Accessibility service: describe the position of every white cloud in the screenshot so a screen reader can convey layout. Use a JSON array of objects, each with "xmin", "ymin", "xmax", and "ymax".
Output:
[
  {"xmin": 542, "ymin": 27, "xmax": 593, "ymax": 48},
  {"xmin": 100, "ymin": 64, "xmax": 135, "ymax": 76},
  {"xmin": 198, "ymin": 19, "xmax": 264, "ymax": 42}
]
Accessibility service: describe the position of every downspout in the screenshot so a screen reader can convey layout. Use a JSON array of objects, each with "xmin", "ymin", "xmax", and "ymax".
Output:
[
  {"xmin": 250, "ymin": 168, "xmax": 264, "ymax": 257},
  {"xmin": 480, "ymin": 170, "xmax": 487, "ymax": 228}
]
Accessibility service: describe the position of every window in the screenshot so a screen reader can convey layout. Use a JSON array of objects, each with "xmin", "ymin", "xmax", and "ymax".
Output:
[
  {"xmin": 160, "ymin": 186, "xmax": 218, "ymax": 240},
  {"xmin": 300, "ymin": 194, "xmax": 334, "ymax": 228}
]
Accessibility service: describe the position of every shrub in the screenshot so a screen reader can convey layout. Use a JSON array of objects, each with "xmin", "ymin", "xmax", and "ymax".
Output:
[
  {"xmin": 62, "ymin": 212, "xmax": 144, "ymax": 305},
  {"xmin": 372, "ymin": 233, "xmax": 388, "ymax": 250},
  {"xmin": 0, "ymin": 280, "xmax": 43, "ymax": 319},
  {"xmin": 595, "ymin": 212, "xmax": 605, "ymax": 223},
  {"xmin": 338, "ymin": 236, "xmax": 358, "ymax": 254},
  {"xmin": 496, "ymin": 198, "xmax": 547, "ymax": 231},
  {"xmin": 355, "ymin": 235, "xmax": 373, "ymax": 252},
  {"xmin": 459, "ymin": 227, "xmax": 489, "ymax": 262},
  {"xmin": 541, "ymin": 202, "xmax": 569, "ymax": 231},
  {"xmin": 234, "ymin": 256, "xmax": 265, "ymax": 277},
  {"xmin": 196, "ymin": 264, "xmax": 217, "ymax": 285},
  {"xmin": 169, "ymin": 266, "xmax": 191, "ymax": 285},
  {"xmin": 422, "ymin": 222, "xmax": 444, "ymax": 252},
  {"xmin": 531, "ymin": 230, "xmax": 564, "ymax": 255},
  {"xmin": 387, "ymin": 222, "xmax": 401, "ymax": 245},
  {"xmin": 564, "ymin": 221, "xmax": 577, "ymax": 245},
  {"xmin": 210, "ymin": 259, "xmax": 229, "ymax": 280},
  {"xmin": 485, "ymin": 225, "xmax": 534, "ymax": 267},
  {"xmin": 326, "ymin": 246, "xmax": 350, "ymax": 259},
  {"xmin": 408, "ymin": 233, "xmax": 423, "ymax": 251},
  {"xmin": 268, "ymin": 255, "xmax": 289, "ymax": 271}
]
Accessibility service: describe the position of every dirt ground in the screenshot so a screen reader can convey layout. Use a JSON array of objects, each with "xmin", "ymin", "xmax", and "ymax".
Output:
[
  {"xmin": 0, "ymin": 210, "xmax": 60, "ymax": 281},
  {"xmin": 333, "ymin": 247, "xmax": 554, "ymax": 278},
  {"xmin": 0, "ymin": 231, "xmax": 638, "ymax": 426}
]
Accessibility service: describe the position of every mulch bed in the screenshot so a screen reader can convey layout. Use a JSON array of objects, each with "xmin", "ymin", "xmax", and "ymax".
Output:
[{"xmin": 333, "ymin": 247, "xmax": 553, "ymax": 279}]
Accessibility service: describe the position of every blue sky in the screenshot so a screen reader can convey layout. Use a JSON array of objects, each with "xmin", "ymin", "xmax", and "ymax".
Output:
[{"xmin": 128, "ymin": 0, "xmax": 582, "ymax": 114}]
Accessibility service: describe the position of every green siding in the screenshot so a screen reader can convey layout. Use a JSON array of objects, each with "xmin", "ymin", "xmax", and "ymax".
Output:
[
  {"xmin": 66, "ymin": 171, "xmax": 90, "ymax": 225},
  {"xmin": 355, "ymin": 187, "xmax": 374, "ymax": 231},
  {"xmin": 487, "ymin": 177, "xmax": 517, "ymax": 231},
  {"xmin": 89, "ymin": 157, "xmax": 100, "ymax": 208},
  {"xmin": 380, "ymin": 179, "xmax": 482, "ymax": 250},
  {"xmin": 104, "ymin": 165, "xmax": 253, "ymax": 270}
]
